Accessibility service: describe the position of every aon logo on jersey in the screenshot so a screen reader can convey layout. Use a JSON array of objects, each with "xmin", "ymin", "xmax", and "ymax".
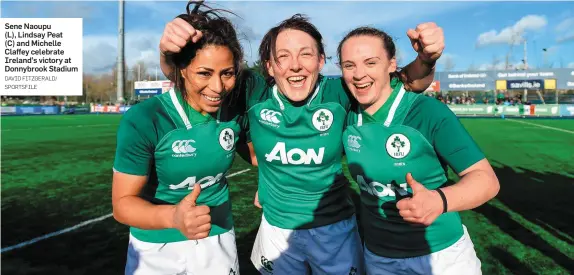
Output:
[
  {"xmin": 357, "ymin": 175, "xmax": 408, "ymax": 197},
  {"xmin": 169, "ymin": 173, "xmax": 223, "ymax": 190},
  {"xmin": 265, "ymin": 142, "xmax": 325, "ymax": 165}
]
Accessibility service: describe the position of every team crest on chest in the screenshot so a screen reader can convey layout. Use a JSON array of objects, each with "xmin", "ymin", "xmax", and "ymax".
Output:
[
  {"xmin": 219, "ymin": 128, "xmax": 235, "ymax": 151},
  {"xmin": 312, "ymin": 109, "xmax": 334, "ymax": 132},
  {"xmin": 385, "ymin": 133, "xmax": 410, "ymax": 159}
]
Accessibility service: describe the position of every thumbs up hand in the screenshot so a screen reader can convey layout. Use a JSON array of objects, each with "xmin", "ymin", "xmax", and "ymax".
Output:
[
  {"xmin": 173, "ymin": 184, "xmax": 211, "ymax": 240},
  {"xmin": 396, "ymin": 173, "xmax": 443, "ymax": 226}
]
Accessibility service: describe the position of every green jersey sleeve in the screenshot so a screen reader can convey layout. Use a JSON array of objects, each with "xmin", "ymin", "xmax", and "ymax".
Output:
[
  {"xmin": 113, "ymin": 104, "xmax": 158, "ymax": 176},
  {"xmin": 406, "ymin": 97, "xmax": 485, "ymax": 174}
]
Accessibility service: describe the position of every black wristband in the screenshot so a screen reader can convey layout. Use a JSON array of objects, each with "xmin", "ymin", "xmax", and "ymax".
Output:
[{"xmin": 435, "ymin": 188, "xmax": 448, "ymax": 213}]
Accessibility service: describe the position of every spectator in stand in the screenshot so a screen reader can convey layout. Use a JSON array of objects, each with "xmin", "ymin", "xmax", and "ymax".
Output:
[{"xmin": 437, "ymin": 94, "xmax": 445, "ymax": 103}]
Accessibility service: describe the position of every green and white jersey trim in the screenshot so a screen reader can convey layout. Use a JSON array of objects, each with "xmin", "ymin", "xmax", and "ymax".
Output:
[
  {"xmin": 169, "ymin": 89, "xmax": 192, "ymax": 129},
  {"xmin": 357, "ymin": 84, "xmax": 406, "ymax": 127},
  {"xmin": 271, "ymin": 79, "xmax": 323, "ymax": 111},
  {"xmin": 168, "ymin": 88, "xmax": 222, "ymax": 127}
]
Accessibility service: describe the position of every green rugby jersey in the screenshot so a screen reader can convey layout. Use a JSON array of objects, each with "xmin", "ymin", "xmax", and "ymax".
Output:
[
  {"xmin": 113, "ymin": 89, "xmax": 244, "ymax": 243},
  {"xmin": 246, "ymin": 74, "xmax": 355, "ymax": 229},
  {"xmin": 343, "ymin": 78, "xmax": 485, "ymax": 258}
]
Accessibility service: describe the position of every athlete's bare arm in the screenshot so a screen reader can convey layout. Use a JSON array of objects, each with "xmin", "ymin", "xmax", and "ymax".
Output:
[
  {"xmin": 158, "ymin": 18, "xmax": 444, "ymax": 91},
  {"xmin": 159, "ymin": 18, "xmax": 202, "ymax": 82},
  {"xmin": 399, "ymin": 22, "xmax": 444, "ymax": 92},
  {"xmin": 112, "ymin": 172, "xmax": 212, "ymax": 240},
  {"xmin": 396, "ymin": 159, "xmax": 499, "ymax": 226}
]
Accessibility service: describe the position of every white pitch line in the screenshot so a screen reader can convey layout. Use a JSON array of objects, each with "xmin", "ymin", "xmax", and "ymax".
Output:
[
  {"xmin": 0, "ymin": 214, "xmax": 114, "ymax": 254},
  {"xmin": 226, "ymin": 168, "xmax": 251, "ymax": 178},
  {"xmin": 0, "ymin": 168, "xmax": 252, "ymax": 254},
  {"xmin": 506, "ymin": 119, "xmax": 574, "ymax": 135}
]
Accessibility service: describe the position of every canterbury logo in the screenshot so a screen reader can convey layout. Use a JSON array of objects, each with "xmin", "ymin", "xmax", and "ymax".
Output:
[
  {"xmin": 260, "ymin": 109, "xmax": 281, "ymax": 124},
  {"xmin": 261, "ymin": 256, "xmax": 274, "ymax": 273},
  {"xmin": 172, "ymin": 139, "xmax": 196, "ymax": 154},
  {"xmin": 348, "ymin": 135, "xmax": 361, "ymax": 149}
]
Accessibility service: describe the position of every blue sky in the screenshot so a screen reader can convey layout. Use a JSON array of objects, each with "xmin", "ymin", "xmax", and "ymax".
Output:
[{"xmin": 2, "ymin": 0, "xmax": 573, "ymax": 76}]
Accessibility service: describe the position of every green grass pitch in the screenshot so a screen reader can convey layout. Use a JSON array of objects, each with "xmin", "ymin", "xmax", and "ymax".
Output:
[{"xmin": 1, "ymin": 114, "xmax": 572, "ymax": 274}]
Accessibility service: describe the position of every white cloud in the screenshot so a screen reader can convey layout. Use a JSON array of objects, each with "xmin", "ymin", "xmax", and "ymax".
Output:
[
  {"xmin": 477, "ymin": 61, "xmax": 525, "ymax": 71},
  {"xmin": 555, "ymin": 18, "xmax": 574, "ymax": 32},
  {"xmin": 568, "ymin": 62, "xmax": 574, "ymax": 69},
  {"xmin": 437, "ymin": 53, "xmax": 457, "ymax": 71},
  {"xmin": 83, "ymin": 30, "xmax": 163, "ymax": 75},
  {"xmin": 437, "ymin": 53, "xmax": 456, "ymax": 64},
  {"xmin": 478, "ymin": 62, "xmax": 504, "ymax": 71},
  {"xmin": 555, "ymin": 17, "xmax": 574, "ymax": 43},
  {"xmin": 476, "ymin": 15, "xmax": 547, "ymax": 47},
  {"xmin": 556, "ymin": 33, "xmax": 574, "ymax": 43}
]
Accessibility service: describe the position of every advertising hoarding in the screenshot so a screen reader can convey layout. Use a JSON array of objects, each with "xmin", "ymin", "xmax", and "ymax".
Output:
[
  {"xmin": 134, "ymin": 80, "xmax": 173, "ymax": 96},
  {"xmin": 506, "ymin": 79, "xmax": 544, "ymax": 90},
  {"xmin": 436, "ymin": 68, "xmax": 574, "ymax": 91}
]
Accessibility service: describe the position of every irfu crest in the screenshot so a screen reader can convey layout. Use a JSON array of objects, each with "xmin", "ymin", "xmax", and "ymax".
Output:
[
  {"xmin": 386, "ymin": 134, "xmax": 411, "ymax": 159},
  {"xmin": 312, "ymin": 109, "xmax": 334, "ymax": 132}
]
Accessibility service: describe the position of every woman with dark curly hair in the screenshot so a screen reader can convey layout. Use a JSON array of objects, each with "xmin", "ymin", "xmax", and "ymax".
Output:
[{"xmin": 112, "ymin": 2, "xmax": 248, "ymax": 274}]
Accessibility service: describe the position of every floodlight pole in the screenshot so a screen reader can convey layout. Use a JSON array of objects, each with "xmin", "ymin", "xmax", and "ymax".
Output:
[
  {"xmin": 524, "ymin": 39, "xmax": 528, "ymax": 70},
  {"xmin": 523, "ymin": 38, "xmax": 528, "ymax": 102},
  {"xmin": 116, "ymin": 0, "xmax": 125, "ymax": 103}
]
